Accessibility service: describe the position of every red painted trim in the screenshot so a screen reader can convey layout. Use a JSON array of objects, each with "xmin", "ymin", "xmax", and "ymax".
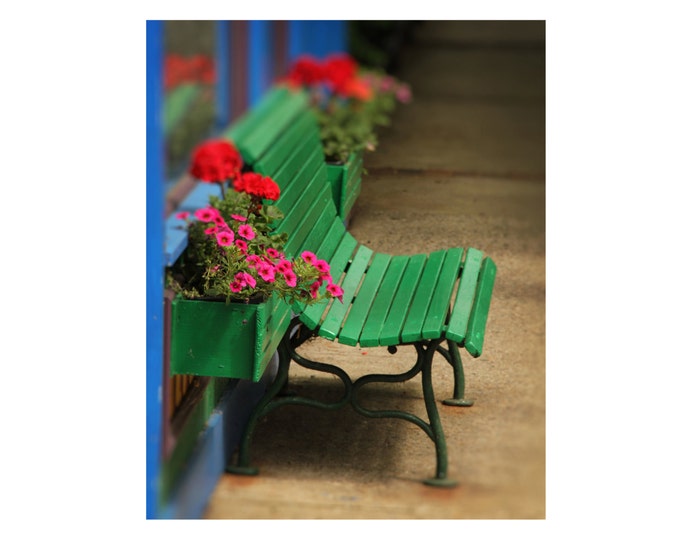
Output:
[{"xmin": 273, "ymin": 21, "xmax": 289, "ymax": 80}]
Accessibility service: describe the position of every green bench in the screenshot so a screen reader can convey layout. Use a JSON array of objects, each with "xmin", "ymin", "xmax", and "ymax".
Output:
[
  {"xmin": 223, "ymin": 87, "xmax": 497, "ymax": 487},
  {"xmin": 163, "ymin": 83, "xmax": 201, "ymax": 137}
]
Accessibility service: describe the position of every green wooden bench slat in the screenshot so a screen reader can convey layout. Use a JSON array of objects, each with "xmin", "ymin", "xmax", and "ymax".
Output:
[
  {"xmin": 299, "ymin": 232, "xmax": 358, "ymax": 330},
  {"xmin": 400, "ymin": 250, "xmax": 448, "ymax": 342},
  {"xmin": 274, "ymin": 152, "xmax": 325, "ymax": 218},
  {"xmin": 421, "ymin": 248, "xmax": 465, "ymax": 339},
  {"xmin": 286, "ymin": 196, "xmax": 338, "ymax": 259},
  {"xmin": 253, "ymin": 110, "xmax": 320, "ymax": 176},
  {"xmin": 321, "ymin": 230, "xmax": 359, "ymax": 285},
  {"xmin": 237, "ymin": 91, "xmax": 309, "ymax": 162},
  {"xmin": 318, "ymin": 245, "xmax": 374, "ymax": 340},
  {"xmin": 277, "ymin": 164, "xmax": 327, "ymax": 237},
  {"xmin": 223, "ymin": 86, "xmax": 289, "ymax": 143},
  {"xmin": 337, "ymin": 253, "xmax": 392, "ymax": 346},
  {"xmin": 259, "ymin": 129, "xmax": 323, "ymax": 191},
  {"xmin": 310, "ymin": 217, "xmax": 346, "ymax": 263},
  {"xmin": 290, "ymin": 197, "xmax": 339, "ymax": 257},
  {"xmin": 358, "ymin": 255, "xmax": 410, "ymax": 347},
  {"xmin": 445, "ymin": 248, "xmax": 484, "ymax": 342},
  {"xmin": 378, "ymin": 254, "xmax": 428, "ymax": 346},
  {"xmin": 462, "ymin": 257, "xmax": 497, "ymax": 358}
]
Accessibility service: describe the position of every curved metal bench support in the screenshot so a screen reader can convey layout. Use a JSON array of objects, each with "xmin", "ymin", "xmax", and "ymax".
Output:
[
  {"xmin": 226, "ymin": 321, "xmax": 352, "ymax": 476},
  {"xmin": 228, "ymin": 320, "xmax": 459, "ymax": 487}
]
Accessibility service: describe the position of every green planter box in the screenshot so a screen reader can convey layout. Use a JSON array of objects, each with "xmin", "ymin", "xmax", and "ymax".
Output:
[
  {"xmin": 170, "ymin": 295, "xmax": 291, "ymax": 381},
  {"xmin": 326, "ymin": 151, "xmax": 363, "ymax": 221}
]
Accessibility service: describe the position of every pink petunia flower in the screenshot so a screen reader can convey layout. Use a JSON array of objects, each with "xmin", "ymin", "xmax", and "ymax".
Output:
[
  {"xmin": 213, "ymin": 215, "xmax": 226, "ymax": 226},
  {"xmin": 229, "ymin": 281, "xmax": 244, "ymax": 293},
  {"xmin": 314, "ymin": 259, "xmax": 330, "ymax": 274},
  {"xmin": 204, "ymin": 226, "xmax": 218, "ymax": 235},
  {"xmin": 266, "ymin": 248, "xmax": 281, "ymax": 260},
  {"xmin": 327, "ymin": 283, "xmax": 344, "ymax": 302},
  {"xmin": 176, "ymin": 211, "xmax": 190, "ymax": 220},
  {"xmin": 235, "ymin": 272, "xmax": 257, "ymax": 288},
  {"xmin": 379, "ymin": 75, "xmax": 395, "ymax": 92},
  {"xmin": 235, "ymin": 239, "xmax": 248, "ymax": 255},
  {"xmin": 396, "ymin": 84, "xmax": 412, "ymax": 104},
  {"xmin": 283, "ymin": 269, "xmax": 297, "ymax": 288},
  {"xmin": 258, "ymin": 262, "xmax": 276, "ymax": 283},
  {"xmin": 301, "ymin": 251, "xmax": 317, "ymax": 264},
  {"xmin": 309, "ymin": 281, "xmax": 321, "ymax": 299},
  {"xmin": 246, "ymin": 254, "xmax": 261, "ymax": 269},
  {"xmin": 238, "ymin": 224, "xmax": 256, "ymax": 240},
  {"xmin": 231, "ymin": 214, "xmax": 247, "ymax": 222},
  {"xmin": 195, "ymin": 207, "xmax": 217, "ymax": 222},
  {"xmin": 216, "ymin": 230, "xmax": 234, "ymax": 247},
  {"xmin": 276, "ymin": 259, "xmax": 293, "ymax": 273}
]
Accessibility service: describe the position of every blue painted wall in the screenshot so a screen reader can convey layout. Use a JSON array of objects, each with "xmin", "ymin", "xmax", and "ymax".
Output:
[
  {"xmin": 288, "ymin": 20, "xmax": 347, "ymax": 61},
  {"xmin": 146, "ymin": 19, "xmax": 164, "ymax": 520},
  {"xmin": 215, "ymin": 21, "xmax": 230, "ymax": 131}
]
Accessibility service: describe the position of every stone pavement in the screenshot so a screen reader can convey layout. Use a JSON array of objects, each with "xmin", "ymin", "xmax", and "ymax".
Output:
[{"xmin": 203, "ymin": 20, "xmax": 545, "ymax": 519}]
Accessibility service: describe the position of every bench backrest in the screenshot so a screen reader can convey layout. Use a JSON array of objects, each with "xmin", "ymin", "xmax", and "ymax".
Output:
[{"xmin": 225, "ymin": 86, "xmax": 342, "ymax": 261}]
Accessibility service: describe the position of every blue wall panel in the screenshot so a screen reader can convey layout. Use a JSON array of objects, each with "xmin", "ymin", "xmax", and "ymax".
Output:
[
  {"xmin": 288, "ymin": 20, "xmax": 347, "ymax": 62},
  {"xmin": 215, "ymin": 21, "xmax": 230, "ymax": 130},
  {"xmin": 248, "ymin": 20, "xmax": 273, "ymax": 107},
  {"xmin": 146, "ymin": 19, "xmax": 164, "ymax": 520}
]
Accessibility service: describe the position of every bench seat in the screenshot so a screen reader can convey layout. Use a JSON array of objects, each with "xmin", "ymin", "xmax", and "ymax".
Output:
[{"xmin": 299, "ymin": 240, "xmax": 495, "ymax": 357}]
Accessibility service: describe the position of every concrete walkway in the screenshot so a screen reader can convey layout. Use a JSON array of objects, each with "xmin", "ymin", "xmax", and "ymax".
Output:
[{"xmin": 203, "ymin": 20, "xmax": 545, "ymax": 519}]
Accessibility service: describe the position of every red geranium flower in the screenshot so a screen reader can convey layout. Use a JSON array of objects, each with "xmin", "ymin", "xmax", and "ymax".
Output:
[
  {"xmin": 286, "ymin": 55, "xmax": 326, "ymax": 87},
  {"xmin": 337, "ymin": 76, "xmax": 374, "ymax": 101},
  {"xmin": 323, "ymin": 53, "xmax": 358, "ymax": 95},
  {"xmin": 189, "ymin": 140, "xmax": 243, "ymax": 183},
  {"xmin": 233, "ymin": 172, "xmax": 281, "ymax": 201}
]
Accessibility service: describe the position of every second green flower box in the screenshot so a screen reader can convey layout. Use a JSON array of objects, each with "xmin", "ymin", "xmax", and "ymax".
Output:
[{"xmin": 325, "ymin": 151, "xmax": 363, "ymax": 221}]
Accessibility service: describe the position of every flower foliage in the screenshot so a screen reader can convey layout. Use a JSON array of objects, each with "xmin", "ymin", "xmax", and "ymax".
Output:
[
  {"xmin": 283, "ymin": 53, "xmax": 412, "ymax": 163},
  {"xmin": 168, "ymin": 141, "xmax": 344, "ymax": 306}
]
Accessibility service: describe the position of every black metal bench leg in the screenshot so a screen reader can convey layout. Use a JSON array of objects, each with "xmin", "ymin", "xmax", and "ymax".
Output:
[
  {"xmin": 225, "ymin": 341, "xmax": 293, "ymax": 476},
  {"xmin": 440, "ymin": 339, "xmax": 475, "ymax": 407},
  {"xmin": 227, "ymin": 318, "xmax": 352, "ymax": 477},
  {"xmin": 352, "ymin": 341, "xmax": 458, "ymax": 487},
  {"xmin": 421, "ymin": 340, "xmax": 459, "ymax": 488}
]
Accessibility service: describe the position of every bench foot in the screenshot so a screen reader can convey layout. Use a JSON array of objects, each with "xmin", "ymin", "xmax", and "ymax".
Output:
[
  {"xmin": 423, "ymin": 477, "xmax": 459, "ymax": 488},
  {"xmin": 225, "ymin": 465, "xmax": 259, "ymax": 476},
  {"xmin": 442, "ymin": 398, "xmax": 475, "ymax": 407}
]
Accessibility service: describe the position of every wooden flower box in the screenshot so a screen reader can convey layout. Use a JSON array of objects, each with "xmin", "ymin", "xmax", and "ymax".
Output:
[
  {"xmin": 325, "ymin": 151, "xmax": 363, "ymax": 221},
  {"xmin": 170, "ymin": 294, "xmax": 291, "ymax": 381}
]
